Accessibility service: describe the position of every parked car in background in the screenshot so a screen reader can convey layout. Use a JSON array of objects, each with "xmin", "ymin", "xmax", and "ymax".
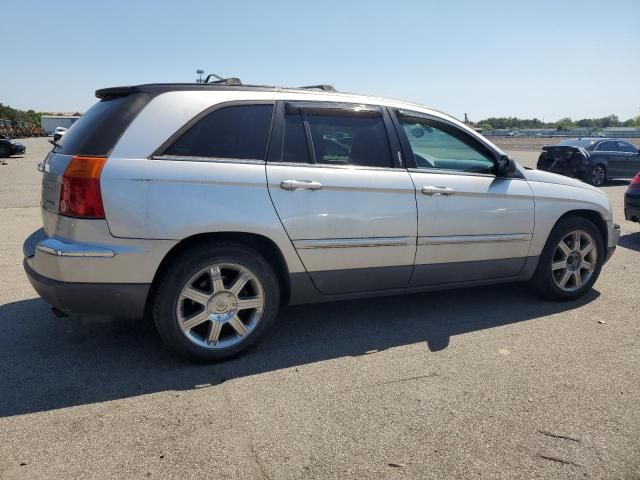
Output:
[
  {"xmin": 0, "ymin": 135, "xmax": 26, "ymax": 157},
  {"xmin": 537, "ymin": 138, "xmax": 640, "ymax": 186},
  {"xmin": 23, "ymin": 81, "xmax": 620, "ymax": 362},
  {"xmin": 624, "ymin": 172, "xmax": 640, "ymax": 224}
]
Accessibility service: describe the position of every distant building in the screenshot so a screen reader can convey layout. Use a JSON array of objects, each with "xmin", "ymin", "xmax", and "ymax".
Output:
[
  {"xmin": 599, "ymin": 127, "xmax": 640, "ymax": 138},
  {"xmin": 40, "ymin": 115, "xmax": 81, "ymax": 135}
]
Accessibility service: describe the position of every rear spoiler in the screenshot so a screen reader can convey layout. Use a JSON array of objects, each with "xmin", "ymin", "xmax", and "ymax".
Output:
[{"xmin": 95, "ymin": 86, "xmax": 139, "ymax": 99}]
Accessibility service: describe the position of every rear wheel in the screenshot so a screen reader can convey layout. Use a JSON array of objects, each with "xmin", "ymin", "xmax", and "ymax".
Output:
[
  {"xmin": 530, "ymin": 216, "xmax": 604, "ymax": 300},
  {"xmin": 152, "ymin": 242, "xmax": 280, "ymax": 362},
  {"xmin": 587, "ymin": 165, "xmax": 606, "ymax": 186}
]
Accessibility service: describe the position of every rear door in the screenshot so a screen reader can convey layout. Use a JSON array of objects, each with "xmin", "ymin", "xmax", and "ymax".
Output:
[
  {"xmin": 266, "ymin": 101, "xmax": 417, "ymax": 294},
  {"xmin": 391, "ymin": 109, "xmax": 534, "ymax": 287},
  {"xmin": 615, "ymin": 141, "xmax": 640, "ymax": 177},
  {"xmin": 594, "ymin": 140, "xmax": 622, "ymax": 177}
]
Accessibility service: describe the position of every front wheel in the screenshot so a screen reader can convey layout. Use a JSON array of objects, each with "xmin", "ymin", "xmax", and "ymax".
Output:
[
  {"xmin": 530, "ymin": 216, "xmax": 604, "ymax": 300},
  {"xmin": 587, "ymin": 165, "xmax": 606, "ymax": 186},
  {"xmin": 152, "ymin": 242, "xmax": 280, "ymax": 362},
  {"xmin": 0, "ymin": 145, "xmax": 10, "ymax": 158}
]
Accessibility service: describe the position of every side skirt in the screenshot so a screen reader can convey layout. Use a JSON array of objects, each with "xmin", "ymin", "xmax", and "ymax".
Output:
[{"xmin": 288, "ymin": 256, "xmax": 539, "ymax": 305}]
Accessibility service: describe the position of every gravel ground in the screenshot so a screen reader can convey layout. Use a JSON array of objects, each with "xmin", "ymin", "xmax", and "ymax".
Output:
[{"xmin": 0, "ymin": 138, "xmax": 638, "ymax": 480}]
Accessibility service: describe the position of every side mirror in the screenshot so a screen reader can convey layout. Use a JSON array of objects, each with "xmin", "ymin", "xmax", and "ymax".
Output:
[{"xmin": 497, "ymin": 155, "xmax": 517, "ymax": 177}]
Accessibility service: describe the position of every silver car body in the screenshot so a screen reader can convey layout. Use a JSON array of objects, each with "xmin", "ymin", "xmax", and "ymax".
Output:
[{"xmin": 24, "ymin": 87, "xmax": 619, "ymax": 317}]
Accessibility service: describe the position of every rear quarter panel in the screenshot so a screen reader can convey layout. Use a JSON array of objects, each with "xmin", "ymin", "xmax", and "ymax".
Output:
[{"xmin": 100, "ymin": 157, "xmax": 306, "ymax": 274}]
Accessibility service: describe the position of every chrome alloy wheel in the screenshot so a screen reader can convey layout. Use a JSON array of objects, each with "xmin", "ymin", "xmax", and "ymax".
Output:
[
  {"xmin": 592, "ymin": 166, "xmax": 605, "ymax": 186},
  {"xmin": 551, "ymin": 230, "xmax": 597, "ymax": 292},
  {"xmin": 176, "ymin": 263, "xmax": 264, "ymax": 349}
]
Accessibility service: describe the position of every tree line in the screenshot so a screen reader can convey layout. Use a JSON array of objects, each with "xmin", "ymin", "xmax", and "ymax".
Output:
[
  {"xmin": 2, "ymin": 101, "xmax": 639, "ymax": 131},
  {"xmin": 0, "ymin": 103, "xmax": 82, "ymax": 126},
  {"xmin": 476, "ymin": 115, "xmax": 640, "ymax": 131}
]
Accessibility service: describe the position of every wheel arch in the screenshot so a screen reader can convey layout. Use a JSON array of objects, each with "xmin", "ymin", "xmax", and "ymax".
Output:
[
  {"xmin": 148, "ymin": 232, "xmax": 292, "ymax": 311},
  {"xmin": 554, "ymin": 209, "xmax": 608, "ymax": 247}
]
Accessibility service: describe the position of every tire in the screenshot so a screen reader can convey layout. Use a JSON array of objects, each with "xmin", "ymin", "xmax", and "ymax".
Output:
[
  {"xmin": 587, "ymin": 164, "xmax": 606, "ymax": 186},
  {"xmin": 0, "ymin": 145, "xmax": 10, "ymax": 158},
  {"xmin": 152, "ymin": 242, "xmax": 280, "ymax": 362},
  {"xmin": 530, "ymin": 216, "xmax": 604, "ymax": 301}
]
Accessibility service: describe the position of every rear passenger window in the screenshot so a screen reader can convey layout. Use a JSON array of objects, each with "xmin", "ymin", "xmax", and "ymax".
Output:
[
  {"xmin": 596, "ymin": 141, "xmax": 617, "ymax": 152},
  {"xmin": 281, "ymin": 110, "xmax": 393, "ymax": 168},
  {"xmin": 617, "ymin": 141, "xmax": 637, "ymax": 153},
  {"xmin": 164, "ymin": 104, "xmax": 273, "ymax": 159}
]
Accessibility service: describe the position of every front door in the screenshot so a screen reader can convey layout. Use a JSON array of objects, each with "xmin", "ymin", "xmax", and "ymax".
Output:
[
  {"xmin": 266, "ymin": 101, "xmax": 417, "ymax": 294},
  {"xmin": 391, "ymin": 109, "xmax": 535, "ymax": 287}
]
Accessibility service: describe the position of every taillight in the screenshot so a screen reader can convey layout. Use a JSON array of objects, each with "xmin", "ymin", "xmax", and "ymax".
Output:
[
  {"xmin": 631, "ymin": 173, "xmax": 640, "ymax": 186},
  {"xmin": 59, "ymin": 156, "xmax": 107, "ymax": 218}
]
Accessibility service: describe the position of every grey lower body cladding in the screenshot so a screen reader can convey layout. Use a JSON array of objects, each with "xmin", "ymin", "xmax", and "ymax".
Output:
[
  {"xmin": 24, "ymin": 260, "xmax": 150, "ymax": 320},
  {"xmin": 288, "ymin": 256, "xmax": 539, "ymax": 305}
]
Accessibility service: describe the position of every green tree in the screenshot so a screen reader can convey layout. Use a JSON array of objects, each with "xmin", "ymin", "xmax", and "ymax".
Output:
[{"xmin": 556, "ymin": 118, "xmax": 575, "ymax": 131}]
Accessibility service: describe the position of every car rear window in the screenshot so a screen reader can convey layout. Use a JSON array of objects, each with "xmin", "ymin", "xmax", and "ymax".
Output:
[
  {"xmin": 162, "ymin": 104, "xmax": 274, "ymax": 160},
  {"xmin": 53, "ymin": 93, "xmax": 152, "ymax": 156},
  {"xmin": 558, "ymin": 139, "xmax": 596, "ymax": 149}
]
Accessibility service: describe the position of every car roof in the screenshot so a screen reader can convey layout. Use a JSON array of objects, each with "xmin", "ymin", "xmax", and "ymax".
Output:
[
  {"xmin": 96, "ymin": 82, "xmax": 509, "ymax": 159},
  {"xmin": 99, "ymin": 82, "xmax": 457, "ymax": 114},
  {"xmin": 95, "ymin": 82, "xmax": 464, "ymax": 129}
]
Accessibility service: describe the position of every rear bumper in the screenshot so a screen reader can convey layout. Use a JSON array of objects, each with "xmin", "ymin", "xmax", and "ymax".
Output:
[
  {"xmin": 605, "ymin": 223, "xmax": 620, "ymax": 263},
  {"xmin": 23, "ymin": 227, "xmax": 154, "ymax": 319},
  {"xmin": 24, "ymin": 259, "xmax": 149, "ymax": 319}
]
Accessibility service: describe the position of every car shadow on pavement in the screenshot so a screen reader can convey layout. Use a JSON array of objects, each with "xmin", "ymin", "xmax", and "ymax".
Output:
[
  {"xmin": 0, "ymin": 284, "xmax": 599, "ymax": 417},
  {"xmin": 618, "ymin": 232, "xmax": 640, "ymax": 252}
]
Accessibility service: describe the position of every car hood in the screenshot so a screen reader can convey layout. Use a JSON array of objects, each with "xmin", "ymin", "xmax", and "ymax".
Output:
[{"xmin": 524, "ymin": 168, "xmax": 606, "ymax": 196}]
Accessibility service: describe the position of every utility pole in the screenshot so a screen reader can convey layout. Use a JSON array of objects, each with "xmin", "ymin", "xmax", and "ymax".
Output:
[{"xmin": 196, "ymin": 69, "xmax": 204, "ymax": 83}]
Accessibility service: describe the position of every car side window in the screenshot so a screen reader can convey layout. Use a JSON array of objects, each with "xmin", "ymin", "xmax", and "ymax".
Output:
[
  {"xmin": 595, "ymin": 141, "xmax": 617, "ymax": 152},
  {"xmin": 617, "ymin": 141, "xmax": 638, "ymax": 153},
  {"xmin": 397, "ymin": 114, "xmax": 495, "ymax": 174},
  {"xmin": 281, "ymin": 110, "xmax": 393, "ymax": 168},
  {"xmin": 163, "ymin": 104, "xmax": 273, "ymax": 159}
]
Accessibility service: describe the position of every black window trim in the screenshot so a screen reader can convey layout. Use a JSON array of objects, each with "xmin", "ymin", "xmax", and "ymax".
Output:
[
  {"xmin": 390, "ymin": 108, "xmax": 506, "ymax": 177},
  {"xmin": 267, "ymin": 100, "xmax": 403, "ymax": 171},
  {"xmin": 150, "ymin": 100, "xmax": 276, "ymax": 162}
]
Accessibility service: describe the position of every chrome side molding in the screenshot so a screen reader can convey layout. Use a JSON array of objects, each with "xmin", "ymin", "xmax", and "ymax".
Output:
[
  {"xmin": 294, "ymin": 237, "xmax": 413, "ymax": 249},
  {"xmin": 37, "ymin": 238, "xmax": 115, "ymax": 258}
]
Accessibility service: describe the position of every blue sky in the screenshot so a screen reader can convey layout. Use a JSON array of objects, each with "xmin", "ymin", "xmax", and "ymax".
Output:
[{"xmin": 3, "ymin": 0, "xmax": 639, "ymax": 121}]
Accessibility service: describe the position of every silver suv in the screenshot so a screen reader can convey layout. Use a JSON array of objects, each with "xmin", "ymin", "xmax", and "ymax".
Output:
[{"xmin": 24, "ymin": 82, "xmax": 620, "ymax": 362}]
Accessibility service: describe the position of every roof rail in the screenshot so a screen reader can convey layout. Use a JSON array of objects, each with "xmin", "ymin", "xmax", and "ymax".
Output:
[{"xmin": 299, "ymin": 84, "xmax": 337, "ymax": 92}]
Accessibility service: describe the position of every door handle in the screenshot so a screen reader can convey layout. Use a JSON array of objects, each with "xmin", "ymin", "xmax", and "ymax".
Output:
[
  {"xmin": 422, "ymin": 186, "xmax": 455, "ymax": 196},
  {"xmin": 281, "ymin": 180, "xmax": 323, "ymax": 191}
]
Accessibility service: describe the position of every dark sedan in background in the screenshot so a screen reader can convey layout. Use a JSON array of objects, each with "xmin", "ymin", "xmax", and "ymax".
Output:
[
  {"xmin": 537, "ymin": 137, "xmax": 640, "ymax": 186},
  {"xmin": 0, "ymin": 135, "xmax": 26, "ymax": 157},
  {"xmin": 625, "ymin": 173, "xmax": 640, "ymax": 224}
]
